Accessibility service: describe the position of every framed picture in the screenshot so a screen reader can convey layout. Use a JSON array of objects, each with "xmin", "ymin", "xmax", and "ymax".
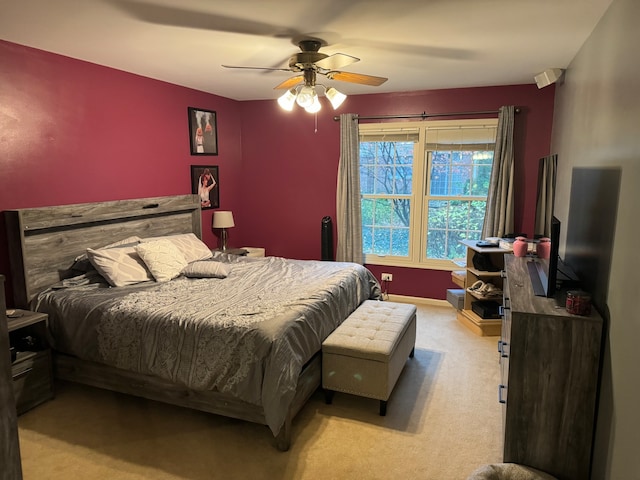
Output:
[
  {"xmin": 188, "ymin": 107, "xmax": 218, "ymax": 155},
  {"xmin": 191, "ymin": 165, "xmax": 219, "ymax": 209}
]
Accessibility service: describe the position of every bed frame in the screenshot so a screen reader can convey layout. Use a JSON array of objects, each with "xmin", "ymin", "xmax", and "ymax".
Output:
[{"xmin": 4, "ymin": 194, "xmax": 320, "ymax": 450}]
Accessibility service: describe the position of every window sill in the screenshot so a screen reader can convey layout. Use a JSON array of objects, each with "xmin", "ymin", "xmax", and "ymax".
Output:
[{"xmin": 364, "ymin": 255, "xmax": 460, "ymax": 271}]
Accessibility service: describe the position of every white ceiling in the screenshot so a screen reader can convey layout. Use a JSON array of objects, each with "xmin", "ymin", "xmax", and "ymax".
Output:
[{"xmin": 0, "ymin": 0, "xmax": 613, "ymax": 101}]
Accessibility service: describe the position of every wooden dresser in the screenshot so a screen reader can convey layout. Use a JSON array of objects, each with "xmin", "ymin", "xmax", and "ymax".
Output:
[{"xmin": 500, "ymin": 255, "xmax": 603, "ymax": 480}]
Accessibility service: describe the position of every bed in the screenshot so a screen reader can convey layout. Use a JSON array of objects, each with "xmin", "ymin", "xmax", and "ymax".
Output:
[{"xmin": 4, "ymin": 194, "xmax": 381, "ymax": 450}]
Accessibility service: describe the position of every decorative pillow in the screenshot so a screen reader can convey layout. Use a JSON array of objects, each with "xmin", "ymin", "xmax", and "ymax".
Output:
[
  {"xmin": 86, "ymin": 244, "xmax": 152, "ymax": 287},
  {"xmin": 72, "ymin": 236, "xmax": 142, "ymax": 272},
  {"xmin": 135, "ymin": 239, "xmax": 188, "ymax": 282},
  {"xmin": 182, "ymin": 260, "xmax": 230, "ymax": 279},
  {"xmin": 140, "ymin": 233, "xmax": 212, "ymax": 263}
]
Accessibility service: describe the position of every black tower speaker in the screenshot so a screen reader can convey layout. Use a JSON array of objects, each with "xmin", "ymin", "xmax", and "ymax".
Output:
[{"xmin": 321, "ymin": 216, "xmax": 334, "ymax": 261}]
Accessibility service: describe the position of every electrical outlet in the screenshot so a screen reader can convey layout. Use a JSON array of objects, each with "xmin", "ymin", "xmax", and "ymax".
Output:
[{"xmin": 381, "ymin": 273, "xmax": 393, "ymax": 281}]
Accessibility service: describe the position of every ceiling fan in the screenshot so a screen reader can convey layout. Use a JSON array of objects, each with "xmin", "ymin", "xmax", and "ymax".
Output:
[
  {"xmin": 223, "ymin": 39, "xmax": 387, "ymax": 88},
  {"xmin": 223, "ymin": 38, "xmax": 388, "ymax": 112}
]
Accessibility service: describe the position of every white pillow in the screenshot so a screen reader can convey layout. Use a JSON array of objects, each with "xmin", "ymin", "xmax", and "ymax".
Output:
[
  {"xmin": 140, "ymin": 233, "xmax": 212, "ymax": 263},
  {"xmin": 72, "ymin": 236, "xmax": 142, "ymax": 272},
  {"xmin": 135, "ymin": 239, "xmax": 188, "ymax": 282},
  {"xmin": 182, "ymin": 260, "xmax": 230, "ymax": 279},
  {"xmin": 87, "ymin": 244, "xmax": 152, "ymax": 287}
]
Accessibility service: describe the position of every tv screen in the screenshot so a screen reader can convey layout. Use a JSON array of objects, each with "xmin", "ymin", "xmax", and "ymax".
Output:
[{"xmin": 546, "ymin": 216, "xmax": 560, "ymax": 297}]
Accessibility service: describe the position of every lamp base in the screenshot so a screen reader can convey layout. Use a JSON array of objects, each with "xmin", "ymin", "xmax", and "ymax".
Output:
[{"xmin": 219, "ymin": 229, "xmax": 229, "ymax": 251}]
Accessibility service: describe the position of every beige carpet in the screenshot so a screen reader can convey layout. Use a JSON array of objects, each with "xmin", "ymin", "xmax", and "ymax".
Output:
[{"xmin": 17, "ymin": 304, "xmax": 503, "ymax": 480}]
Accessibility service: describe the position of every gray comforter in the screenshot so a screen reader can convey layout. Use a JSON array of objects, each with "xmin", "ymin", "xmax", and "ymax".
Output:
[{"xmin": 33, "ymin": 254, "xmax": 380, "ymax": 435}]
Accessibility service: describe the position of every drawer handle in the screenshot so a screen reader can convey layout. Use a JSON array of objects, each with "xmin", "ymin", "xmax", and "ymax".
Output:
[
  {"xmin": 501, "ymin": 345, "xmax": 509, "ymax": 358},
  {"xmin": 498, "ymin": 384, "xmax": 506, "ymax": 404},
  {"xmin": 498, "ymin": 339, "xmax": 509, "ymax": 358},
  {"xmin": 13, "ymin": 367, "xmax": 34, "ymax": 380}
]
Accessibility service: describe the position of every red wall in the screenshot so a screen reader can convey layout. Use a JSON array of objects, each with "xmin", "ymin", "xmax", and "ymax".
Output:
[
  {"xmin": 0, "ymin": 40, "xmax": 555, "ymax": 304},
  {"xmin": 0, "ymin": 41, "xmax": 243, "ymax": 303},
  {"xmin": 239, "ymin": 85, "xmax": 556, "ymax": 298}
]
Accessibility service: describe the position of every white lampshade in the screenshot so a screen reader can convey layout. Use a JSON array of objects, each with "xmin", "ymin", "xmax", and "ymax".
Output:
[
  {"xmin": 275, "ymin": 83, "xmax": 345, "ymax": 113},
  {"xmin": 212, "ymin": 211, "xmax": 235, "ymax": 229},
  {"xmin": 304, "ymin": 95, "xmax": 322, "ymax": 113},
  {"xmin": 296, "ymin": 85, "xmax": 316, "ymax": 108},
  {"xmin": 277, "ymin": 89, "xmax": 297, "ymax": 111},
  {"xmin": 325, "ymin": 87, "xmax": 347, "ymax": 109}
]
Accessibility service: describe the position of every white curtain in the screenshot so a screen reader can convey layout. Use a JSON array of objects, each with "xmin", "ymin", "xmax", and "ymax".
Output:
[
  {"xmin": 534, "ymin": 154, "xmax": 558, "ymax": 237},
  {"xmin": 481, "ymin": 105, "xmax": 515, "ymax": 238},
  {"xmin": 335, "ymin": 113, "xmax": 363, "ymax": 264}
]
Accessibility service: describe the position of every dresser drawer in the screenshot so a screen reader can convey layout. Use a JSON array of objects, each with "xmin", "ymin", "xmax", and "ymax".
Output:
[{"xmin": 12, "ymin": 349, "xmax": 54, "ymax": 414}]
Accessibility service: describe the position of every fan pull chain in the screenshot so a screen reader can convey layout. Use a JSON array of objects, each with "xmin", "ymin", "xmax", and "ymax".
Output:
[{"xmin": 314, "ymin": 112, "xmax": 318, "ymax": 133}]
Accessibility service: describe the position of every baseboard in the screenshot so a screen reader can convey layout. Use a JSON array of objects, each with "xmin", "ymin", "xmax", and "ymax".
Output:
[{"xmin": 386, "ymin": 294, "xmax": 451, "ymax": 308}]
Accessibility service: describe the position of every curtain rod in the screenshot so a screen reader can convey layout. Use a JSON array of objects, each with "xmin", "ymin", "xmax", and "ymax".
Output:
[{"xmin": 332, "ymin": 107, "xmax": 520, "ymax": 122}]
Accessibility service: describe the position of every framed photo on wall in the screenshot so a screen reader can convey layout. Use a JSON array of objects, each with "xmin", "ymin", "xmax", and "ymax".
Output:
[
  {"xmin": 191, "ymin": 165, "xmax": 219, "ymax": 209},
  {"xmin": 188, "ymin": 107, "xmax": 218, "ymax": 155}
]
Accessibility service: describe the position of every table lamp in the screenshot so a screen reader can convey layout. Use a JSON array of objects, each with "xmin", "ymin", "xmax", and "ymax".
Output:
[{"xmin": 212, "ymin": 211, "xmax": 234, "ymax": 251}]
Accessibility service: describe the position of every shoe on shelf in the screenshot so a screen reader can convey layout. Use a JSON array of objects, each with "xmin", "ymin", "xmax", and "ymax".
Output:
[
  {"xmin": 478, "ymin": 282, "xmax": 503, "ymax": 298},
  {"xmin": 467, "ymin": 280, "xmax": 485, "ymax": 293}
]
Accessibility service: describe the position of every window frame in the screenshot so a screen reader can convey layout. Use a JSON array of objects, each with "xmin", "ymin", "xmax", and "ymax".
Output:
[{"xmin": 359, "ymin": 118, "xmax": 498, "ymax": 271}]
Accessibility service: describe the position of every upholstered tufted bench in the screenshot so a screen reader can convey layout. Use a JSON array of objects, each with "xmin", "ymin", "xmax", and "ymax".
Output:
[{"xmin": 322, "ymin": 300, "xmax": 417, "ymax": 415}]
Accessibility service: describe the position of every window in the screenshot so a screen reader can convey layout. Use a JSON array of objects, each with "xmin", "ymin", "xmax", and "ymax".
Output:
[{"xmin": 359, "ymin": 119, "xmax": 498, "ymax": 269}]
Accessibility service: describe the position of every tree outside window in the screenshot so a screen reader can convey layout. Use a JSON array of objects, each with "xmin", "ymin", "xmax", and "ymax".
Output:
[{"xmin": 359, "ymin": 120, "xmax": 497, "ymax": 267}]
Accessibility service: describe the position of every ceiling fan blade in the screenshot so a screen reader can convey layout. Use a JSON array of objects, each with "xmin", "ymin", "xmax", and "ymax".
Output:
[
  {"xmin": 326, "ymin": 71, "xmax": 388, "ymax": 86},
  {"xmin": 222, "ymin": 65, "xmax": 292, "ymax": 72},
  {"xmin": 315, "ymin": 53, "xmax": 359, "ymax": 71},
  {"xmin": 341, "ymin": 37, "xmax": 477, "ymax": 61},
  {"xmin": 108, "ymin": 0, "xmax": 298, "ymax": 38},
  {"xmin": 273, "ymin": 76, "xmax": 304, "ymax": 90}
]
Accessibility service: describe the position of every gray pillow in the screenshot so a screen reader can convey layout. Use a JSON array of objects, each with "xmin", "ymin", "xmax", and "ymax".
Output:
[{"xmin": 182, "ymin": 260, "xmax": 230, "ymax": 279}]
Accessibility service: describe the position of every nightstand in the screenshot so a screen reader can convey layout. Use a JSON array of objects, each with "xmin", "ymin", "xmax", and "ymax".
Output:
[
  {"xmin": 240, "ymin": 247, "xmax": 266, "ymax": 257},
  {"xmin": 7, "ymin": 309, "xmax": 54, "ymax": 414}
]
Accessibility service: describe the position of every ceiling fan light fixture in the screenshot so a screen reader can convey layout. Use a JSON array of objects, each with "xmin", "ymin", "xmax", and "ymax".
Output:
[
  {"xmin": 296, "ymin": 85, "xmax": 316, "ymax": 108},
  {"xmin": 277, "ymin": 88, "xmax": 297, "ymax": 111},
  {"xmin": 325, "ymin": 87, "xmax": 347, "ymax": 109},
  {"xmin": 304, "ymin": 96, "xmax": 322, "ymax": 113}
]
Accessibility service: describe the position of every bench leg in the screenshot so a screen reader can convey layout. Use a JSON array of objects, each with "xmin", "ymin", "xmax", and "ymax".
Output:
[
  {"xmin": 379, "ymin": 400, "xmax": 387, "ymax": 416},
  {"xmin": 324, "ymin": 389, "xmax": 335, "ymax": 405},
  {"xmin": 409, "ymin": 347, "xmax": 415, "ymax": 358}
]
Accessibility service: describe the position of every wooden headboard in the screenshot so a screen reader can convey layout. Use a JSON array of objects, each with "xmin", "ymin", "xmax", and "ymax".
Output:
[{"xmin": 5, "ymin": 194, "xmax": 202, "ymax": 308}]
